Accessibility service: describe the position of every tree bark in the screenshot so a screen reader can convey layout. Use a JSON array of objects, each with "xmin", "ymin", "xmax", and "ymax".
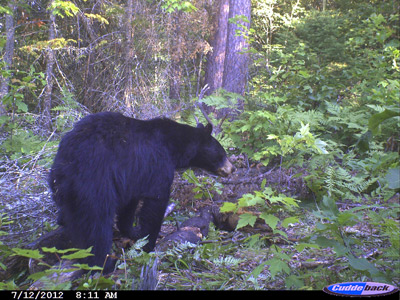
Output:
[
  {"xmin": 222, "ymin": 0, "xmax": 251, "ymax": 99},
  {"xmin": 204, "ymin": 0, "xmax": 251, "ymax": 119},
  {"xmin": 0, "ymin": 2, "xmax": 16, "ymax": 114},
  {"xmin": 43, "ymin": 3, "xmax": 56, "ymax": 130},
  {"xmin": 169, "ymin": 12, "xmax": 183, "ymax": 104},
  {"xmin": 124, "ymin": 0, "xmax": 135, "ymax": 108},
  {"xmin": 204, "ymin": 0, "xmax": 229, "ymax": 95}
]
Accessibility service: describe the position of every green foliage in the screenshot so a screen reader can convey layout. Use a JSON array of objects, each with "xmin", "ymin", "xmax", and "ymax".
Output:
[
  {"xmin": 227, "ymin": 105, "xmax": 328, "ymax": 166},
  {"xmin": 294, "ymin": 12, "xmax": 347, "ymax": 65},
  {"xmin": 324, "ymin": 166, "xmax": 375, "ymax": 201},
  {"xmin": 1, "ymin": 66, "xmax": 45, "ymax": 118},
  {"xmin": 225, "ymin": 2, "xmax": 400, "ymax": 288},
  {"xmin": 248, "ymin": 245, "xmax": 291, "ymax": 281},
  {"xmin": 0, "ymin": 213, "xmax": 13, "ymax": 272},
  {"xmin": 386, "ymin": 167, "xmax": 400, "ymax": 190},
  {"xmin": 182, "ymin": 169, "xmax": 223, "ymax": 202},
  {"xmin": 0, "ymin": 5, "xmax": 13, "ymax": 15},
  {"xmin": 311, "ymin": 196, "xmax": 399, "ymax": 282},
  {"xmin": 1, "ymin": 129, "xmax": 55, "ymax": 163},
  {"xmin": 1, "ymin": 245, "xmax": 104, "ymax": 290},
  {"xmin": 368, "ymin": 107, "xmax": 400, "ymax": 135},
  {"xmin": 161, "ymin": 0, "xmax": 197, "ymax": 13},
  {"xmin": 200, "ymin": 90, "xmax": 242, "ymax": 110},
  {"xmin": 221, "ymin": 179, "xmax": 300, "ymax": 236},
  {"xmin": 48, "ymin": 0, "xmax": 79, "ymax": 18}
]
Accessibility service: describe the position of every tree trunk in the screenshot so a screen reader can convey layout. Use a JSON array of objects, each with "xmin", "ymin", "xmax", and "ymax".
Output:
[
  {"xmin": 169, "ymin": 12, "xmax": 183, "ymax": 104},
  {"xmin": 124, "ymin": 0, "xmax": 135, "ymax": 109},
  {"xmin": 204, "ymin": 0, "xmax": 229, "ymax": 95},
  {"xmin": 204, "ymin": 0, "xmax": 251, "ymax": 119},
  {"xmin": 0, "ymin": 2, "xmax": 16, "ymax": 115},
  {"xmin": 222, "ymin": 0, "xmax": 251, "ymax": 99},
  {"xmin": 43, "ymin": 3, "xmax": 56, "ymax": 130}
]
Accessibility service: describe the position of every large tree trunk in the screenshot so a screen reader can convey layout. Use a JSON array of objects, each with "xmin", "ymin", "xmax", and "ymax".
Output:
[
  {"xmin": 204, "ymin": 0, "xmax": 251, "ymax": 119},
  {"xmin": 204, "ymin": 0, "xmax": 229, "ymax": 95},
  {"xmin": 222, "ymin": 0, "xmax": 251, "ymax": 99},
  {"xmin": 0, "ymin": 2, "xmax": 16, "ymax": 115}
]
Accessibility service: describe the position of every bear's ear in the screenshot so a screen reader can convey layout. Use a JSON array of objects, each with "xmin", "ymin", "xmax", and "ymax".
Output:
[
  {"xmin": 197, "ymin": 123, "xmax": 205, "ymax": 129},
  {"xmin": 205, "ymin": 123, "xmax": 213, "ymax": 135}
]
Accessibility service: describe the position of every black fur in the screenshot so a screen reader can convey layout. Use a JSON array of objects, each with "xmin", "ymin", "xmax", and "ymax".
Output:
[{"xmin": 49, "ymin": 112, "xmax": 233, "ymax": 272}]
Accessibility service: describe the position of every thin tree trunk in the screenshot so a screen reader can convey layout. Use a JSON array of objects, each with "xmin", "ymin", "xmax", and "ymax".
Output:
[
  {"xmin": 124, "ymin": 0, "xmax": 134, "ymax": 108},
  {"xmin": 169, "ymin": 12, "xmax": 183, "ymax": 104},
  {"xmin": 0, "ymin": 2, "xmax": 16, "ymax": 115},
  {"xmin": 204, "ymin": 0, "xmax": 229, "ymax": 95},
  {"xmin": 43, "ymin": 3, "xmax": 56, "ymax": 130}
]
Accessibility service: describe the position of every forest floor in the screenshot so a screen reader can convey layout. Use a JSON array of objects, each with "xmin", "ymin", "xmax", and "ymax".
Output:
[{"xmin": 0, "ymin": 154, "xmax": 399, "ymax": 289}]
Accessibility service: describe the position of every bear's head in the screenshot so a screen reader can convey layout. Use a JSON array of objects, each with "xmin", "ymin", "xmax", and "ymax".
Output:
[{"xmin": 191, "ymin": 123, "xmax": 235, "ymax": 177}]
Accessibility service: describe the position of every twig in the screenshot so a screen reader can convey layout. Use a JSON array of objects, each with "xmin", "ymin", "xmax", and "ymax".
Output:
[{"xmin": 195, "ymin": 85, "xmax": 214, "ymax": 128}]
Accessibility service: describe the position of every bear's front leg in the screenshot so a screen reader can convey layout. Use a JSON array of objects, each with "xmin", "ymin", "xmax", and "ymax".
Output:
[{"xmin": 131, "ymin": 196, "xmax": 169, "ymax": 252}]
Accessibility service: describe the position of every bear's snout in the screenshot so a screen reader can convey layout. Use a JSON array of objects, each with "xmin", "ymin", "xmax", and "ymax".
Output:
[{"xmin": 216, "ymin": 158, "xmax": 236, "ymax": 177}]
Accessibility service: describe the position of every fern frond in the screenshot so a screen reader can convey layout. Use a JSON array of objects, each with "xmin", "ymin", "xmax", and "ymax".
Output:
[{"xmin": 324, "ymin": 166, "xmax": 374, "ymax": 200}]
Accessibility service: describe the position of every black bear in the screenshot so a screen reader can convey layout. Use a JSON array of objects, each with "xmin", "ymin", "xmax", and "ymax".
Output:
[{"xmin": 49, "ymin": 112, "xmax": 235, "ymax": 272}]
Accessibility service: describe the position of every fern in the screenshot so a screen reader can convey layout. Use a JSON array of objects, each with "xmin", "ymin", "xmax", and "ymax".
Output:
[
  {"xmin": 289, "ymin": 109, "xmax": 325, "ymax": 131},
  {"xmin": 212, "ymin": 256, "xmax": 242, "ymax": 268},
  {"xmin": 165, "ymin": 241, "xmax": 197, "ymax": 258},
  {"xmin": 324, "ymin": 166, "xmax": 375, "ymax": 201}
]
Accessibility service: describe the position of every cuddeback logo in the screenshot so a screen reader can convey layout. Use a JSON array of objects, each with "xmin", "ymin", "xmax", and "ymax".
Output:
[{"xmin": 323, "ymin": 282, "xmax": 399, "ymax": 297}]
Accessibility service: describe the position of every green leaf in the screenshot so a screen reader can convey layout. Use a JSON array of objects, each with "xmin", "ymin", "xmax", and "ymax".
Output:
[
  {"xmin": 386, "ymin": 167, "xmax": 400, "ymax": 189},
  {"xmin": 0, "ymin": 115, "xmax": 9, "ymax": 125},
  {"xmin": 61, "ymin": 248, "xmax": 93, "ymax": 260},
  {"xmin": 314, "ymin": 139, "xmax": 329, "ymax": 154},
  {"xmin": 91, "ymin": 276, "xmax": 115, "ymax": 289},
  {"xmin": 16, "ymin": 100, "xmax": 28, "ymax": 113},
  {"xmin": 248, "ymin": 261, "xmax": 268, "ymax": 280},
  {"xmin": 0, "ymin": 5, "xmax": 13, "ymax": 15},
  {"xmin": 42, "ymin": 247, "xmax": 69, "ymax": 253},
  {"xmin": 369, "ymin": 109, "xmax": 400, "ymax": 134},
  {"xmin": 260, "ymin": 213, "xmax": 279, "ymax": 230},
  {"xmin": 314, "ymin": 236, "xmax": 348, "ymax": 256},
  {"xmin": 12, "ymin": 248, "xmax": 44, "ymax": 259},
  {"xmin": 236, "ymin": 213, "xmax": 257, "ymax": 229},
  {"xmin": 281, "ymin": 196, "xmax": 300, "ymax": 208},
  {"xmin": 295, "ymin": 243, "xmax": 319, "ymax": 252},
  {"xmin": 238, "ymin": 193, "xmax": 264, "ymax": 207},
  {"xmin": 355, "ymin": 131, "xmax": 372, "ymax": 153},
  {"xmin": 337, "ymin": 211, "xmax": 358, "ymax": 226},
  {"xmin": 285, "ymin": 275, "xmax": 304, "ymax": 289},
  {"xmin": 49, "ymin": 0, "xmax": 79, "ymax": 18},
  {"xmin": 260, "ymin": 179, "xmax": 267, "ymax": 190},
  {"xmin": 84, "ymin": 13, "xmax": 109, "ymax": 25},
  {"xmin": 72, "ymin": 263, "xmax": 103, "ymax": 271},
  {"xmin": 347, "ymin": 255, "xmax": 380, "ymax": 274},
  {"xmin": 265, "ymin": 258, "xmax": 290, "ymax": 278},
  {"xmin": 281, "ymin": 216, "xmax": 299, "ymax": 228},
  {"xmin": 220, "ymin": 202, "xmax": 237, "ymax": 213},
  {"xmin": 320, "ymin": 196, "xmax": 339, "ymax": 219}
]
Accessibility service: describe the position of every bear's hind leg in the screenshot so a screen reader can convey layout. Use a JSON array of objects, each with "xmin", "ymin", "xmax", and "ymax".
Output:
[
  {"xmin": 116, "ymin": 199, "xmax": 139, "ymax": 238},
  {"xmin": 62, "ymin": 202, "xmax": 116, "ymax": 273},
  {"xmin": 88, "ymin": 220, "xmax": 115, "ymax": 273}
]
